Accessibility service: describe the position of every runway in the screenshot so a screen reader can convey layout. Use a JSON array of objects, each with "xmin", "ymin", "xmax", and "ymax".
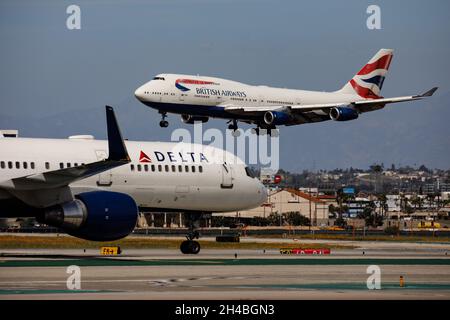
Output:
[{"xmin": 1, "ymin": 240, "xmax": 450, "ymax": 300}]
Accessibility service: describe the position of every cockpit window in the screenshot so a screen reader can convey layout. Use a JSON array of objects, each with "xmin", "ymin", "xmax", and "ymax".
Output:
[
  {"xmin": 245, "ymin": 167, "xmax": 256, "ymax": 178},
  {"xmin": 153, "ymin": 77, "xmax": 165, "ymax": 81}
]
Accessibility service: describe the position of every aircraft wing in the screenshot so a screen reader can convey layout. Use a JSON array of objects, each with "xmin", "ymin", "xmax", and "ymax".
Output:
[
  {"xmin": 223, "ymin": 87, "xmax": 438, "ymax": 116},
  {"xmin": 0, "ymin": 106, "xmax": 130, "ymax": 191}
]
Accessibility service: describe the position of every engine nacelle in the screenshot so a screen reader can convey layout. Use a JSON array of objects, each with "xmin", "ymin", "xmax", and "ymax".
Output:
[
  {"xmin": 181, "ymin": 114, "xmax": 209, "ymax": 124},
  {"xmin": 263, "ymin": 111, "xmax": 291, "ymax": 126},
  {"xmin": 329, "ymin": 106, "xmax": 359, "ymax": 121},
  {"xmin": 42, "ymin": 191, "xmax": 138, "ymax": 241}
]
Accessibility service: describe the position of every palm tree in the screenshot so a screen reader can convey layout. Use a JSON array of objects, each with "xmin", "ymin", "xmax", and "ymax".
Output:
[{"xmin": 377, "ymin": 193, "xmax": 388, "ymax": 218}]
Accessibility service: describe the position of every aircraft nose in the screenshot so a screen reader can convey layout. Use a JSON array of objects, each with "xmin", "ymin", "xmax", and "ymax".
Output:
[
  {"xmin": 134, "ymin": 86, "xmax": 145, "ymax": 101},
  {"xmin": 256, "ymin": 180, "xmax": 268, "ymax": 205}
]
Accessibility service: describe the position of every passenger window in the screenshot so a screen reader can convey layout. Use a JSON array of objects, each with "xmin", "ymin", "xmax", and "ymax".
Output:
[
  {"xmin": 199, "ymin": 166, "xmax": 203, "ymax": 173},
  {"xmin": 8, "ymin": 161, "xmax": 12, "ymax": 169},
  {"xmin": 171, "ymin": 165, "xmax": 176, "ymax": 172},
  {"xmin": 74, "ymin": 163, "xmax": 78, "ymax": 167},
  {"xmin": 45, "ymin": 162, "xmax": 50, "ymax": 170},
  {"xmin": 60, "ymin": 163, "xmax": 64, "ymax": 169},
  {"xmin": 23, "ymin": 162, "xmax": 27, "ymax": 169},
  {"xmin": 191, "ymin": 166, "xmax": 196, "ymax": 173},
  {"xmin": 144, "ymin": 164, "xmax": 148, "ymax": 172},
  {"xmin": 31, "ymin": 162, "xmax": 35, "ymax": 169},
  {"xmin": 130, "ymin": 164, "xmax": 135, "ymax": 171},
  {"xmin": 0, "ymin": 161, "xmax": 4, "ymax": 169},
  {"xmin": 178, "ymin": 165, "xmax": 182, "ymax": 172},
  {"xmin": 137, "ymin": 164, "xmax": 142, "ymax": 172},
  {"xmin": 165, "ymin": 165, "xmax": 169, "ymax": 172},
  {"xmin": 185, "ymin": 165, "xmax": 189, "ymax": 173},
  {"xmin": 151, "ymin": 165, "xmax": 155, "ymax": 172},
  {"xmin": 15, "ymin": 161, "xmax": 20, "ymax": 169},
  {"xmin": 158, "ymin": 165, "xmax": 162, "ymax": 172},
  {"xmin": 67, "ymin": 163, "xmax": 71, "ymax": 168}
]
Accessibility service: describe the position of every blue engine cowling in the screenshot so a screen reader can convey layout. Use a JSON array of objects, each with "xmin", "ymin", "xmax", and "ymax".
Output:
[
  {"xmin": 43, "ymin": 191, "xmax": 138, "ymax": 241},
  {"xmin": 263, "ymin": 111, "xmax": 292, "ymax": 126},
  {"xmin": 329, "ymin": 107, "xmax": 359, "ymax": 121}
]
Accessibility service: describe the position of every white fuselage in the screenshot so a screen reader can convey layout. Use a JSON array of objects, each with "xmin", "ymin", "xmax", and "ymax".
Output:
[
  {"xmin": 134, "ymin": 73, "xmax": 361, "ymax": 123},
  {"xmin": 0, "ymin": 136, "xmax": 267, "ymax": 212}
]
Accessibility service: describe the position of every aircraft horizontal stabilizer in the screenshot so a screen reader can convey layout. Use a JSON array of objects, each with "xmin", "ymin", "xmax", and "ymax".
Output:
[{"xmin": 415, "ymin": 87, "xmax": 438, "ymax": 98}]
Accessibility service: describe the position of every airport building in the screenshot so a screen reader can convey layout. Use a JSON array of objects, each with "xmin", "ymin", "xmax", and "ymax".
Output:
[{"xmin": 216, "ymin": 188, "xmax": 336, "ymax": 226}]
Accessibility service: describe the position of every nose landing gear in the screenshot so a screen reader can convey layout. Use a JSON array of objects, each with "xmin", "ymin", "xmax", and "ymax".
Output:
[
  {"xmin": 180, "ymin": 231, "xmax": 201, "ymax": 254},
  {"xmin": 180, "ymin": 213, "xmax": 208, "ymax": 254}
]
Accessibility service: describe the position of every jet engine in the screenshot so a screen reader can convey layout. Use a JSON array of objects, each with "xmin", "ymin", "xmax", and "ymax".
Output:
[
  {"xmin": 263, "ymin": 111, "xmax": 292, "ymax": 126},
  {"xmin": 41, "ymin": 191, "xmax": 138, "ymax": 241},
  {"xmin": 181, "ymin": 114, "xmax": 209, "ymax": 124},
  {"xmin": 329, "ymin": 106, "xmax": 359, "ymax": 121}
]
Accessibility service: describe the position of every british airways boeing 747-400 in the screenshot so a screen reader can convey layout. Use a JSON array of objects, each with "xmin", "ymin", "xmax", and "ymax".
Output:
[{"xmin": 134, "ymin": 49, "xmax": 437, "ymax": 134}]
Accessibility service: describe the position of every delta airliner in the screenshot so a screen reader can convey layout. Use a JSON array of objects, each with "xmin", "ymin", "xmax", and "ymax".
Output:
[{"xmin": 0, "ymin": 107, "xmax": 267, "ymax": 254}]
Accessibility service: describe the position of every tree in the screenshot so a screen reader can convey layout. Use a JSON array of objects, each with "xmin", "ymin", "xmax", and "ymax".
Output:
[
  {"xmin": 329, "ymin": 203, "xmax": 349, "ymax": 219},
  {"xmin": 283, "ymin": 212, "xmax": 310, "ymax": 226},
  {"xmin": 377, "ymin": 193, "xmax": 388, "ymax": 217},
  {"xmin": 410, "ymin": 195, "xmax": 423, "ymax": 211},
  {"xmin": 399, "ymin": 194, "xmax": 414, "ymax": 214},
  {"xmin": 267, "ymin": 212, "xmax": 283, "ymax": 226},
  {"xmin": 358, "ymin": 201, "xmax": 383, "ymax": 227},
  {"xmin": 426, "ymin": 194, "xmax": 436, "ymax": 210},
  {"xmin": 335, "ymin": 217, "xmax": 347, "ymax": 227},
  {"xmin": 250, "ymin": 216, "xmax": 270, "ymax": 226}
]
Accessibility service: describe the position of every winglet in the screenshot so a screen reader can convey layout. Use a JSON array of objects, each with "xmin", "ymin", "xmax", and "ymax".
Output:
[
  {"xmin": 419, "ymin": 87, "xmax": 438, "ymax": 97},
  {"xmin": 105, "ymin": 106, "xmax": 130, "ymax": 162}
]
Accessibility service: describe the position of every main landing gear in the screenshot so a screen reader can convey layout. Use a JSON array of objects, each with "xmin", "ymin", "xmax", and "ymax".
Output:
[
  {"xmin": 227, "ymin": 119, "xmax": 238, "ymax": 131},
  {"xmin": 159, "ymin": 112, "xmax": 169, "ymax": 128},
  {"xmin": 252, "ymin": 126, "xmax": 278, "ymax": 137},
  {"xmin": 180, "ymin": 213, "xmax": 204, "ymax": 254},
  {"xmin": 227, "ymin": 119, "xmax": 240, "ymax": 137}
]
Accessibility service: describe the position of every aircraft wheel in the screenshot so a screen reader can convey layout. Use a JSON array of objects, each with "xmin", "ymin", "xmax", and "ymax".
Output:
[
  {"xmin": 231, "ymin": 130, "xmax": 240, "ymax": 137},
  {"xmin": 159, "ymin": 120, "xmax": 169, "ymax": 128},
  {"xmin": 190, "ymin": 241, "xmax": 201, "ymax": 254},
  {"xmin": 180, "ymin": 240, "xmax": 189, "ymax": 254},
  {"xmin": 180, "ymin": 240, "xmax": 201, "ymax": 254}
]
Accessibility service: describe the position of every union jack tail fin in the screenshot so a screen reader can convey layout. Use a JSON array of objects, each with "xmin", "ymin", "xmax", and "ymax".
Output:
[{"xmin": 337, "ymin": 49, "xmax": 394, "ymax": 99}]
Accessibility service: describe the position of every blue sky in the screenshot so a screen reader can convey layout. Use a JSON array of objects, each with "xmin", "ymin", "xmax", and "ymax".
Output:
[{"xmin": 0, "ymin": 0, "xmax": 449, "ymax": 171}]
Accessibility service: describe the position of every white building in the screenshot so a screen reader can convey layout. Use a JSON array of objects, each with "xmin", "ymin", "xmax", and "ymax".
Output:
[{"xmin": 216, "ymin": 188, "xmax": 336, "ymax": 225}]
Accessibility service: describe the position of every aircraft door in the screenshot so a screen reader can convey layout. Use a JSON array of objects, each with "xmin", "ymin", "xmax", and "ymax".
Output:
[
  {"xmin": 95, "ymin": 150, "xmax": 112, "ymax": 186},
  {"xmin": 220, "ymin": 163, "xmax": 233, "ymax": 189}
]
